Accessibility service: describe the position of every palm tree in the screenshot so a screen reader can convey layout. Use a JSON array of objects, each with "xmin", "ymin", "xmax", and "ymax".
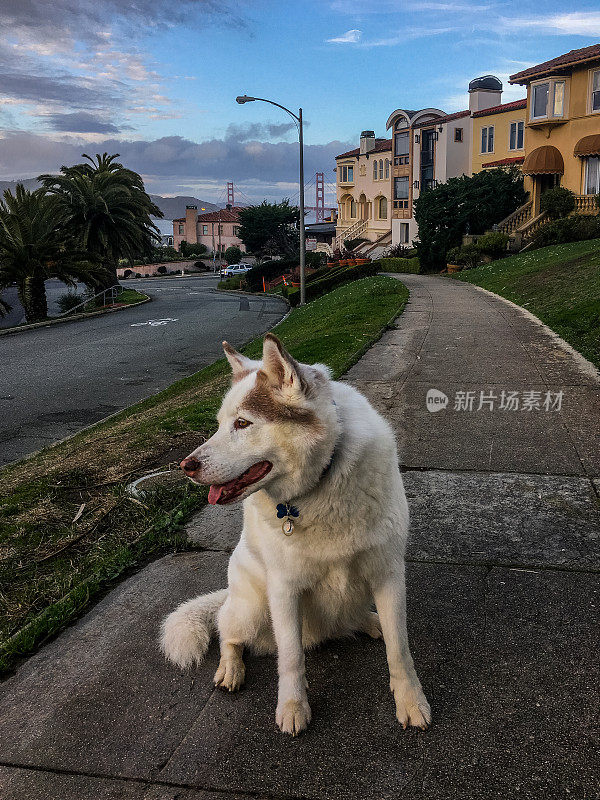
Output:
[
  {"xmin": 0, "ymin": 185, "xmax": 108, "ymax": 323},
  {"xmin": 39, "ymin": 153, "xmax": 162, "ymax": 289}
]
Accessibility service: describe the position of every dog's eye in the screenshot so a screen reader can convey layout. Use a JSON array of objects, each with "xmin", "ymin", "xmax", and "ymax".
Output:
[{"xmin": 234, "ymin": 418, "xmax": 252, "ymax": 430}]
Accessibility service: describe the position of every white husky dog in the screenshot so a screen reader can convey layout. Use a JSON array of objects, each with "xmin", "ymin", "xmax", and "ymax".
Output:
[{"xmin": 161, "ymin": 333, "xmax": 430, "ymax": 735}]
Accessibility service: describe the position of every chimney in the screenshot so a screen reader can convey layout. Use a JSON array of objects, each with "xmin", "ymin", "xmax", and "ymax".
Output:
[
  {"xmin": 185, "ymin": 204, "xmax": 198, "ymax": 244},
  {"xmin": 468, "ymin": 75, "xmax": 503, "ymax": 113},
  {"xmin": 360, "ymin": 130, "xmax": 376, "ymax": 154}
]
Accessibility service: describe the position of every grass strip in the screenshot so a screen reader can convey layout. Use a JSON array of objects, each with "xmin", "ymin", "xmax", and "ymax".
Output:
[
  {"xmin": 0, "ymin": 275, "xmax": 408, "ymax": 674},
  {"xmin": 455, "ymin": 239, "xmax": 600, "ymax": 369}
]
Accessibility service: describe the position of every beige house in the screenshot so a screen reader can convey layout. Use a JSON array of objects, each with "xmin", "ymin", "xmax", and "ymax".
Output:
[
  {"xmin": 173, "ymin": 206, "xmax": 246, "ymax": 254},
  {"xmin": 334, "ymin": 132, "xmax": 393, "ymax": 256}
]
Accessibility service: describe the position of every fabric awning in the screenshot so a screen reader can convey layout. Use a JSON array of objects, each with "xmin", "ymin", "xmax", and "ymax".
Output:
[
  {"xmin": 574, "ymin": 134, "xmax": 600, "ymax": 157},
  {"xmin": 522, "ymin": 146, "xmax": 564, "ymax": 175}
]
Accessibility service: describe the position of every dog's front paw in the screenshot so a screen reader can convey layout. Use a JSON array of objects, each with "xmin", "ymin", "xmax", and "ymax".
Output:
[
  {"xmin": 276, "ymin": 697, "xmax": 312, "ymax": 736},
  {"xmin": 391, "ymin": 679, "xmax": 431, "ymax": 730}
]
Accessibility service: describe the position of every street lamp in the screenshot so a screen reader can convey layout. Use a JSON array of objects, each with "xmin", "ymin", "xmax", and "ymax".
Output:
[{"xmin": 236, "ymin": 95, "xmax": 306, "ymax": 305}]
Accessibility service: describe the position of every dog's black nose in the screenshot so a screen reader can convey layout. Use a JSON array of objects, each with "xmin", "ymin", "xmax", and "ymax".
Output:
[{"xmin": 180, "ymin": 457, "xmax": 201, "ymax": 474}]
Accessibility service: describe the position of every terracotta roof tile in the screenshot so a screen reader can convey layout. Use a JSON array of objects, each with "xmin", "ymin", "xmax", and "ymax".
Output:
[
  {"xmin": 472, "ymin": 99, "xmax": 527, "ymax": 118},
  {"xmin": 509, "ymin": 44, "xmax": 600, "ymax": 84},
  {"xmin": 481, "ymin": 156, "xmax": 525, "ymax": 168},
  {"xmin": 412, "ymin": 109, "xmax": 470, "ymax": 128},
  {"xmin": 173, "ymin": 208, "xmax": 243, "ymax": 223},
  {"xmin": 336, "ymin": 139, "xmax": 392, "ymax": 159}
]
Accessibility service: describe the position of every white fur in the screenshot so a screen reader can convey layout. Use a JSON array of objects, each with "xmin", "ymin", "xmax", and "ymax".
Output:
[{"xmin": 161, "ymin": 338, "xmax": 430, "ymax": 735}]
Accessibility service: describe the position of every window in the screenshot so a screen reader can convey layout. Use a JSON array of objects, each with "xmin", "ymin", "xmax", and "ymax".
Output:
[
  {"xmin": 532, "ymin": 83, "xmax": 549, "ymax": 118},
  {"xmin": 481, "ymin": 125, "xmax": 494, "ymax": 154},
  {"xmin": 400, "ymin": 223, "xmax": 409, "ymax": 244},
  {"xmin": 385, "ymin": 159, "xmax": 390, "ymax": 179},
  {"xmin": 454, "ymin": 128, "xmax": 463, "ymax": 142},
  {"xmin": 233, "ymin": 226, "xmax": 240, "ymax": 236},
  {"xmin": 394, "ymin": 131, "xmax": 409, "ymax": 165},
  {"xmin": 218, "ymin": 224, "xmax": 223, "ymax": 234},
  {"xmin": 202, "ymin": 224, "xmax": 208, "ymax": 235},
  {"xmin": 509, "ymin": 121, "xmax": 524, "ymax": 150},
  {"xmin": 350, "ymin": 199, "xmax": 357, "ymax": 218},
  {"xmin": 592, "ymin": 70, "xmax": 600, "ymax": 112},
  {"xmin": 178, "ymin": 223, "xmax": 184, "ymax": 235},
  {"xmin": 378, "ymin": 159, "xmax": 383, "ymax": 180},
  {"xmin": 553, "ymin": 81, "xmax": 565, "ymax": 117},
  {"xmin": 377, "ymin": 196, "xmax": 387, "ymax": 220},
  {"xmin": 394, "ymin": 176, "xmax": 409, "ymax": 199},
  {"xmin": 373, "ymin": 160, "xmax": 378, "ymax": 180},
  {"xmin": 339, "ymin": 165, "xmax": 354, "ymax": 183},
  {"xmin": 585, "ymin": 156, "xmax": 600, "ymax": 194}
]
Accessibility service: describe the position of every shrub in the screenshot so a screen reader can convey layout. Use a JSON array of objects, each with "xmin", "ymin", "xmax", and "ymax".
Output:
[
  {"xmin": 596, "ymin": 193, "xmax": 600, "ymax": 210},
  {"xmin": 56, "ymin": 292, "xmax": 85, "ymax": 313},
  {"xmin": 306, "ymin": 251, "xmax": 327, "ymax": 268},
  {"xmin": 446, "ymin": 247, "xmax": 461, "ymax": 264},
  {"xmin": 218, "ymin": 275, "xmax": 245, "ymax": 290},
  {"xmin": 180, "ymin": 241, "xmax": 207, "ymax": 257},
  {"xmin": 384, "ymin": 243, "xmax": 417, "ymax": 258},
  {"xmin": 532, "ymin": 214, "xmax": 600, "ymax": 248},
  {"xmin": 157, "ymin": 265, "xmax": 167, "ymax": 275},
  {"xmin": 540, "ymin": 187, "xmax": 576, "ymax": 220},
  {"xmin": 476, "ymin": 231, "xmax": 509, "ymax": 259},
  {"xmin": 344, "ymin": 237, "xmax": 368, "ymax": 251},
  {"xmin": 245, "ymin": 258, "xmax": 298, "ymax": 292},
  {"xmin": 287, "ymin": 261, "xmax": 379, "ymax": 307},
  {"xmin": 414, "ymin": 166, "xmax": 526, "ymax": 271},
  {"xmin": 455, "ymin": 243, "xmax": 482, "ymax": 269},
  {"xmin": 224, "ymin": 245, "xmax": 242, "ymax": 264},
  {"xmin": 373, "ymin": 257, "xmax": 420, "ymax": 274}
]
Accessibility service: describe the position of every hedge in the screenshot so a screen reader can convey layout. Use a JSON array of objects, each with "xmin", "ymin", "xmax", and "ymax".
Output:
[
  {"xmin": 286, "ymin": 262, "xmax": 380, "ymax": 306},
  {"xmin": 372, "ymin": 257, "xmax": 420, "ymax": 274}
]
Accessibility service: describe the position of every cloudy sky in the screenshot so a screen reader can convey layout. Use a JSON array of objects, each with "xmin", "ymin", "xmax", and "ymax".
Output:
[{"xmin": 1, "ymin": 0, "xmax": 599, "ymax": 206}]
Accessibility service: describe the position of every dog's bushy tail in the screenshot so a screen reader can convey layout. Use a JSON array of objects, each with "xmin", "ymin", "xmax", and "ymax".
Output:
[{"xmin": 160, "ymin": 589, "xmax": 227, "ymax": 669}]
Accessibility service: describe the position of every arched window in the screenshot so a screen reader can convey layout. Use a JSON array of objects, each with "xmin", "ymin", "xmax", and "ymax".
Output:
[
  {"xmin": 385, "ymin": 159, "xmax": 390, "ymax": 179},
  {"xmin": 350, "ymin": 199, "xmax": 357, "ymax": 218},
  {"xmin": 379, "ymin": 159, "xmax": 384, "ymax": 180},
  {"xmin": 378, "ymin": 196, "xmax": 387, "ymax": 220},
  {"xmin": 373, "ymin": 160, "xmax": 378, "ymax": 180}
]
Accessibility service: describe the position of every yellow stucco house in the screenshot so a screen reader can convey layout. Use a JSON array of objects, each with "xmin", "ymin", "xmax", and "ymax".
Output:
[
  {"xmin": 509, "ymin": 43, "xmax": 600, "ymax": 220},
  {"xmin": 471, "ymin": 98, "xmax": 527, "ymax": 175}
]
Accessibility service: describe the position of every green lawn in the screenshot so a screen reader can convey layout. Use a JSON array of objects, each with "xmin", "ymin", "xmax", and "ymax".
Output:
[
  {"xmin": 113, "ymin": 288, "xmax": 148, "ymax": 305},
  {"xmin": 0, "ymin": 276, "xmax": 408, "ymax": 674},
  {"xmin": 455, "ymin": 239, "xmax": 600, "ymax": 369}
]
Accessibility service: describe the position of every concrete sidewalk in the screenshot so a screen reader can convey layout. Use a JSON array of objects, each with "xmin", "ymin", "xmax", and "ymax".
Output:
[{"xmin": 1, "ymin": 275, "xmax": 599, "ymax": 799}]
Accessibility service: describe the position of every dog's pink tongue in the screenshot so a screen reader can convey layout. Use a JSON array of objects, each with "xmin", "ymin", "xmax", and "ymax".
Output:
[{"xmin": 208, "ymin": 484, "xmax": 224, "ymax": 505}]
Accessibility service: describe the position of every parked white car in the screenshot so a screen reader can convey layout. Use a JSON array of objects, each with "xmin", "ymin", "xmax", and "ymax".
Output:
[{"xmin": 220, "ymin": 263, "xmax": 253, "ymax": 279}]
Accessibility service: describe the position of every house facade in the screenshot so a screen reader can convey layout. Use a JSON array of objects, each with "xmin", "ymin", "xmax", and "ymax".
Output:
[
  {"xmin": 509, "ymin": 43, "xmax": 600, "ymax": 217},
  {"xmin": 334, "ymin": 132, "xmax": 393, "ymax": 255},
  {"xmin": 471, "ymin": 99, "xmax": 528, "ymax": 174},
  {"xmin": 173, "ymin": 206, "xmax": 246, "ymax": 254}
]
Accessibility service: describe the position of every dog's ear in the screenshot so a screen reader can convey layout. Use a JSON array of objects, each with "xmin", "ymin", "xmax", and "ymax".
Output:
[
  {"xmin": 261, "ymin": 333, "xmax": 307, "ymax": 393},
  {"xmin": 222, "ymin": 341, "xmax": 260, "ymax": 383}
]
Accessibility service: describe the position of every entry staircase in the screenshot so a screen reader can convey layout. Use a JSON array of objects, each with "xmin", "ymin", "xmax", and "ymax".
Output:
[{"xmin": 334, "ymin": 218, "xmax": 368, "ymax": 251}]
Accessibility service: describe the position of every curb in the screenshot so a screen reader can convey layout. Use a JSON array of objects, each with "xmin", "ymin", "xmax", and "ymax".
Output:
[{"xmin": 0, "ymin": 295, "xmax": 152, "ymax": 337}]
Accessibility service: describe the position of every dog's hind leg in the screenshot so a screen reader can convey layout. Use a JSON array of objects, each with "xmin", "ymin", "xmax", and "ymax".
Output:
[
  {"xmin": 359, "ymin": 610, "xmax": 383, "ymax": 639},
  {"xmin": 214, "ymin": 589, "xmax": 270, "ymax": 692}
]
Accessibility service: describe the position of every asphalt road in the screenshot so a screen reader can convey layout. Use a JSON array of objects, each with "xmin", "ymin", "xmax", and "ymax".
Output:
[{"xmin": 0, "ymin": 276, "xmax": 287, "ymax": 465}]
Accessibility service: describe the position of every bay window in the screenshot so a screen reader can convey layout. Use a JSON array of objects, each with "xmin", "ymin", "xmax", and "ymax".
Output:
[
  {"xmin": 339, "ymin": 165, "xmax": 354, "ymax": 183},
  {"xmin": 532, "ymin": 83, "xmax": 549, "ymax": 119},
  {"xmin": 394, "ymin": 131, "xmax": 409, "ymax": 165},
  {"xmin": 592, "ymin": 70, "xmax": 600, "ymax": 112},
  {"xmin": 553, "ymin": 81, "xmax": 565, "ymax": 117}
]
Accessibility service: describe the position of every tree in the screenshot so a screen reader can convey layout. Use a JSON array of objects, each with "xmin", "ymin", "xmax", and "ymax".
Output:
[
  {"xmin": 414, "ymin": 167, "xmax": 527, "ymax": 271},
  {"xmin": 237, "ymin": 200, "xmax": 300, "ymax": 258},
  {"xmin": 224, "ymin": 245, "xmax": 242, "ymax": 264},
  {"xmin": 38, "ymin": 153, "xmax": 162, "ymax": 289},
  {"xmin": 0, "ymin": 185, "xmax": 108, "ymax": 323}
]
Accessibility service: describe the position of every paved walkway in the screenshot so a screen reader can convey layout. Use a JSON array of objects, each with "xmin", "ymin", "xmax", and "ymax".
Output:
[{"xmin": 1, "ymin": 275, "xmax": 599, "ymax": 799}]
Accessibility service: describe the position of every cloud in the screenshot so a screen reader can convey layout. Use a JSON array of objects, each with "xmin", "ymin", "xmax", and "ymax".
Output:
[
  {"xmin": 500, "ymin": 12, "xmax": 600, "ymax": 36},
  {"xmin": 42, "ymin": 112, "xmax": 124, "ymax": 134},
  {"xmin": 0, "ymin": 131, "xmax": 349, "ymax": 203},
  {"xmin": 225, "ymin": 122, "xmax": 301, "ymax": 141},
  {"xmin": 327, "ymin": 29, "xmax": 362, "ymax": 43}
]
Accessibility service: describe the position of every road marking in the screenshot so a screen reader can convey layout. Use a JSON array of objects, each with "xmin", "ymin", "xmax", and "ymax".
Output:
[{"xmin": 131, "ymin": 318, "xmax": 179, "ymax": 327}]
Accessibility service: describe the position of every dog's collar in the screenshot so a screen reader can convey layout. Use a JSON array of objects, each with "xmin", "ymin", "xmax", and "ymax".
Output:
[{"xmin": 277, "ymin": 401, "xmax": 338, "ymax": 536}]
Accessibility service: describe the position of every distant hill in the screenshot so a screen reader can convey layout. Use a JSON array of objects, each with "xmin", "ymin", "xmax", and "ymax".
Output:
[
  {"xmin": 0, "ymin": 181, "xmax": 219, "ymax": 220},
  {"xmin": 0, "ymin": 178, "xmax": 40, "ymax": 194}
]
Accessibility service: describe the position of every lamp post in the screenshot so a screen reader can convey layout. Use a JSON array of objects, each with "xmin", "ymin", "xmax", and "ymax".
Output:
[{"xmin": 236, "ymin": 95, "xmax": 306, "ymax": 305}]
